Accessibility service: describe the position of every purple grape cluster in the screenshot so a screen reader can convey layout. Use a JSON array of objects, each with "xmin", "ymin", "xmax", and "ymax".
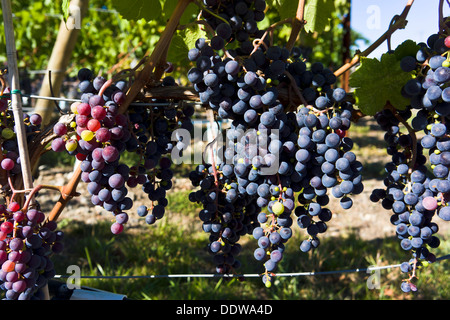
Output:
[
  {"xmin": 127, "ymin": 80, "xmax": 194, "ymax": 225},
  {"xmin": 51, "ymin": 69, "xmax": 134, "ymax": 234},
  {"xmin": 370, "ymin": 31, "xmax": 450, "ymax": 293},
  {"xmin": 186, "ymin": 0, "xmax": 362, "ymax": 287}
]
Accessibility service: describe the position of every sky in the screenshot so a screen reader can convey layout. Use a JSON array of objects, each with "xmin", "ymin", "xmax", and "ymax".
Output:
[{"xmin": 350, "ymin": 0, "xmax": 450, "ymax": 59}]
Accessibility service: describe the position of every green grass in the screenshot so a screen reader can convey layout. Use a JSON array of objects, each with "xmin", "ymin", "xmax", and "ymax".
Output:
[{"xmin": 51, "ymin": 211, "xmax": 449, "ymax": 300}]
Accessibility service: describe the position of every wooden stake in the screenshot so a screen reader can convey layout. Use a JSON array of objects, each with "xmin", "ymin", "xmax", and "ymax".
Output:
[
  {"xmin": 1, "ymin": 0, "xmax": 34, "ymax": 195},
  {"xmin": 1, "ymin": 0, "xmax": 48, "ymax": 300}
]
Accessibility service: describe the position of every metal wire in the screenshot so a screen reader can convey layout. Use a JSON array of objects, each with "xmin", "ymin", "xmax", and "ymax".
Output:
[
  {"xmin": 20, "ymin": 93, "xmax": 200, "ymax": 107},
  {"xmin": 52, "ymin": 254, "xmax": 450, "ymax": 280}
]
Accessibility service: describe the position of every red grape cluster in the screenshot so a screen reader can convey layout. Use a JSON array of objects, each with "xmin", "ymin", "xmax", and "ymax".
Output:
[
  {"xmin": 51, "ymin": 68, "xmax": 133, "ymax": 234},
  {"xmin": 0, "ymin": 201, "xmax": 64, "ymax": 300}
]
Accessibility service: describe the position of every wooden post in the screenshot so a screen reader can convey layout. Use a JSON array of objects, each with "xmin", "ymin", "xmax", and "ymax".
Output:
[
  {"xmin": 34, "ymin": 0, "xmax": 89, "ymax": 126},
  {"xmin": 1, "ymin": 0, "xmax": 49, "ymax": 300},
  {"xmin": 1, "ymin": 0, "xmax": 34, "ymax": 194}
]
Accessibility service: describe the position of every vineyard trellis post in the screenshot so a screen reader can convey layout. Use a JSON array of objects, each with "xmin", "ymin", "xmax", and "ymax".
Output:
[{"xmin": 1, "ymin": 0, "xmax": 50, "ymax": 300}]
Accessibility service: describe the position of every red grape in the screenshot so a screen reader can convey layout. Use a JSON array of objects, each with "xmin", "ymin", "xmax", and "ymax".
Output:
[
  {"xmin": 1, "ymin": 158, "xmax": 15, "ymax": 171},
  {"xmin": 110, "ymin": 222, "xmax": 124, "ymax": 235},
  {"xmin": 91, "ymin": 105, "xmax": 107, "ymax": 120},
  {"xmin": 76, "ymin": 102, "xmax": 91, "ymax": 116}
]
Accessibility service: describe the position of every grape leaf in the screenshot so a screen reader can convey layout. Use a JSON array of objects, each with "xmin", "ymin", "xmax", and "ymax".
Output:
[
  {"xmin": 349, "ymin": 53, "xmax": 414, "ymax": 116},
  {"xmin": 393, "ymin": 39, "xmax": 420, "ymax": 60},
  {"xmin": 270, "ymin": 0, "xmax": 298, "ymax": 20},
  {"xmin": 167, "ymin": 35, "xmax": 189, "ymax": 67},
  {"xmin": 167, "ymin": 24, "xmax": 207, "ymax": 66},
  {"xmin": 162, "ymin": 0, "xmax": 198, "ymax": 25},
  {"xmin": 304, "ymin": 0, "xmax": 336, "ymax": 33},
  {"xmin": 111, "ymin": 0, "xmax": 162, "ymax": 21}
]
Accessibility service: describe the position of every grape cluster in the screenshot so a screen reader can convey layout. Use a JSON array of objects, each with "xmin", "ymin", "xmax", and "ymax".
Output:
[
  {"xmin": 51, "ymin": 68, "xmax": 135, "ymax": 234},
  {"xmin": 0, "ymin": 89, "xmax": 43, "ymax": 175},
  {"xmin": 52, "ymin": 68, "xmax": 193, "ymax": 234},
  {"xmin": 0, "ymin": 79, "xmax": 63, "ymax": 300},
  {"xmin": 189, "ymin": 162, "xmax": 260, "ymax": 274},
  {"xmin": 128, "ymin": 93, "xmax": 194, "ymax": 225},
  {"xmin": 199, "ymin": 0, "xmax": 267, "ymax": 54},
  {"xmin": 370, "ymin": 31, "xmax": 450, "ymax": 293},
  {"xmin": 0, "ymin": 202, "xmax": 64, "ymax": 300},
  {"xmin": 294, "ymin": 102, "xmax": 363, "ymax": 253},
  {"xmin": 186, "ymin": 0, "xmax": 362, "ymax": 286}
]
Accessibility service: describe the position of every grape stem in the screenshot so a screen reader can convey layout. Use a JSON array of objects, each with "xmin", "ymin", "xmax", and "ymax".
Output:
[
  {"xmin": 20, "ymin": 183, "xmax": 76, "ymax": 213},
  {"xmin": 48, "ymin": 164, "xmax": 83, "ymax": 222},
  {"xmin": 7, "ymin": 173, "xmax": 33, "ymax": 204},
  {"xmin": 334, "ymin": 0, "xmax": 415, "ymax": 77},
  {"xmin": 249, "ymin": 18, "xmax": 292, "ymax": 56},
  {"xmin": 404, "ymin": 257, "xmax": 419, "ymax": 284},
  {"xmin": 194, "ymin": 0, "xmax": 230, "ymax": 26},
  {"xmin": 439, "ymin": 0, "xmax": 450, "ymax": 34},
  {"xmin": 282, "ymin": 70, "xmax": 308, "ymax": 107}
]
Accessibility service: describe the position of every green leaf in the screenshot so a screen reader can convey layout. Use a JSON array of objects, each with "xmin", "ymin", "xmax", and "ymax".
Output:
[
  {"xmin": 304, "ymin": 0, "xmax": 336, "ymax": 33},
  {"xmin": 167, "ymin": 24, "xmax": 207, "ymax": 65},
  {"xmin": 62, "ymin": 0, "xmax": 70, "ymax": 21},
  {"xmin": 179, "ymin": 3, "xmax": 199, "ymax": 25},
  {"xmin": 349, "ymin": 54, "xmax": 414, "ymax": 116},
  {"xmin": 111, "ymin": 0, "xmax": 162, "ymax": 21},
  {"xmin": 393, "ymin": 40, "xmax": 420, "ymax": 60},
  {"xmin": 271, "ymin": 0, "xmax": 298, "ymax": 20},
  {"xmin": 167, "ymin": 35, "xmax": 189, "ymax": 67}
]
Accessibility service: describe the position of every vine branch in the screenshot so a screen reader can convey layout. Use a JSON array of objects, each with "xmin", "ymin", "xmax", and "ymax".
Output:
[
  {"xmin": 119, "ymin": 0, "xmax": 193, "ymax": 115},
  {"xmin": 286, "ymin": 0, "xmax": 307, "ymax": 52},
  {"xmin": 334, "ymin": 0, "xmax": 415, "ymax": 77}
]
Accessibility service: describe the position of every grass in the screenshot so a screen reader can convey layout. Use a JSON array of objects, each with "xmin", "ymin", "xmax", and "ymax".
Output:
[
  {"xmin": 51, "ymin": 216, "xmax": 449, "ymax": 300},
  {"xmin": 36, "ymin": 113, "xmax": 450, "ymax": 300}
]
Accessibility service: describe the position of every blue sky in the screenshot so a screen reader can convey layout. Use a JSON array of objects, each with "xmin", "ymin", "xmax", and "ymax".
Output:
[{"xmin": 351, "ymin": 0, "xmax": 450, "ymax": 59}]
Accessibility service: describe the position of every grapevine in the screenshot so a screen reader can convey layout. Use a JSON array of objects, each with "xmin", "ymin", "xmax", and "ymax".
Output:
[
  {"xmin": 0, "ymin": 0, "xmax": 448, "ymax": 300},
  {"xmin": 185, "ymin": 0, "xmax": 363, "ymax": 287},
  {"xmin": 369, "ymin": 30, "xmax": 450, "ymax": 293}
]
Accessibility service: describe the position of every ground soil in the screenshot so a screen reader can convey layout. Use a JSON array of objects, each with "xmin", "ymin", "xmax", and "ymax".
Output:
[{"xmin": 32, "ymin": 164, "xmax": 449, "ymax": 242}]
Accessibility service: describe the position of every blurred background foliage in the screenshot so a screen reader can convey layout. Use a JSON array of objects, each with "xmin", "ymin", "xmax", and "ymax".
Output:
[{"xmin": 0, "ymin": 0, "xmax": 367, "ymax": 92}]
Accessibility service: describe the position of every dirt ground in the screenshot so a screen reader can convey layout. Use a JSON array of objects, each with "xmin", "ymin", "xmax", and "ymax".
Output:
[{"xmin": 32, "ymin": 164, "xmax": 449, "ymax": 242}]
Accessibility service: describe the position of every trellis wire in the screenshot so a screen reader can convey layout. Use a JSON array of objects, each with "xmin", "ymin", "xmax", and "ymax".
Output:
[
  {"xmin": 10, "ymin": 93, "xmax": 203, "ymax": 113},
  {"xmin": 15, "ymin": 93, "xmax": 200, "ymax": 106},
  {"xmin": 52, "ymin": 254, "xmax": 450, "ymax": 280}
]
